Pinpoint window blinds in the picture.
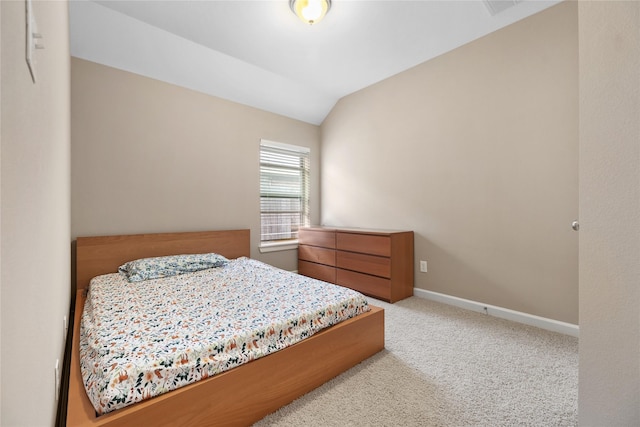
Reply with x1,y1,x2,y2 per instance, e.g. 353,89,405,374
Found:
260,140,310,242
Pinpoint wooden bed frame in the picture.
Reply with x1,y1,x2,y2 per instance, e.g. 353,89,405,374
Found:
66,230,385,426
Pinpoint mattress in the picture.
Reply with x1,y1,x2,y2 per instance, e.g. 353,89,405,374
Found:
79,257,370,414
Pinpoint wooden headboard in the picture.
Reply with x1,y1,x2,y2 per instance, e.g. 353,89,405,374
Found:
75,229,250,291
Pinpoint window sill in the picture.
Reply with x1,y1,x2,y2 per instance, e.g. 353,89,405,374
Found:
259,240,299,253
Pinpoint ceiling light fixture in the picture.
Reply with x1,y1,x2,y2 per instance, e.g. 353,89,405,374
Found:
289,0,331,25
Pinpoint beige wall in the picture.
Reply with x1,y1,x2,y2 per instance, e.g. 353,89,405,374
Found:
1,1,71,426
321,2,578,323
0,1,3,421
578,1,640,424
71,58,321,271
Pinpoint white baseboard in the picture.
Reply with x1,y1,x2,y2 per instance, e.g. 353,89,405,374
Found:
413,288,579,338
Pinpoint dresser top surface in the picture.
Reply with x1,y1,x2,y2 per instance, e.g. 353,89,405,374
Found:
301,226,413,236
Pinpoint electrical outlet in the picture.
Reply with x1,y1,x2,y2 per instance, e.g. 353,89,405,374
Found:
63,315,68,340
419,260,428,272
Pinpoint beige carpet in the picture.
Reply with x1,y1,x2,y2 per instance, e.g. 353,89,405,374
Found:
254,296,578,426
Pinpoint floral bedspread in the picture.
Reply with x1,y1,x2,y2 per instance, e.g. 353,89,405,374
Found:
79,257,370,414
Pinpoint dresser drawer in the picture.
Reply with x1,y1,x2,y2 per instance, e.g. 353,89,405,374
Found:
336,232,391,257
336,250,390,278
299,228,336,249
298,260,336,284
337,269,391,301
299,245,336,266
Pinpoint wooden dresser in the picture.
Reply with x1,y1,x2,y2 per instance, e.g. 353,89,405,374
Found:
298,226,414,303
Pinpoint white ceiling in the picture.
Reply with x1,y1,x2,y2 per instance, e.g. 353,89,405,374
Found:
69,0,561,125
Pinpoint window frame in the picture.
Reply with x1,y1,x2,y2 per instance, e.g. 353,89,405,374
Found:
258,139,310,253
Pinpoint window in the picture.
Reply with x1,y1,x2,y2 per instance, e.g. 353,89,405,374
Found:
260,140,310,246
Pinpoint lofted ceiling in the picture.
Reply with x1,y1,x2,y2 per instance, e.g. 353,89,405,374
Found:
69,0,561,125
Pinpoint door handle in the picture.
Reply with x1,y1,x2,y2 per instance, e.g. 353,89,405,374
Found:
572,220,580,231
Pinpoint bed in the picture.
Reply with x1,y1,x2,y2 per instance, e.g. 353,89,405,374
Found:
66,230,385,426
